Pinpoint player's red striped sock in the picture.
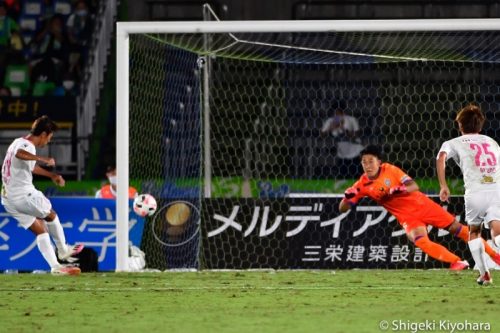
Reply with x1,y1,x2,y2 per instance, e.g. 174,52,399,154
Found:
414,235,461,264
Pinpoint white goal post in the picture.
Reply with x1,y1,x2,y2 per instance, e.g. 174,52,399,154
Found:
116,19,500,272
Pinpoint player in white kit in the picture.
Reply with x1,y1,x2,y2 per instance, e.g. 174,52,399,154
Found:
437,104,500,285
1,116,83,275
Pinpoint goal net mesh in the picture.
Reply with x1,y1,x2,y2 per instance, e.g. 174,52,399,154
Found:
128,29,500,270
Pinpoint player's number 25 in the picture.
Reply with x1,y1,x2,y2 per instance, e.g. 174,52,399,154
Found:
470,143,497,167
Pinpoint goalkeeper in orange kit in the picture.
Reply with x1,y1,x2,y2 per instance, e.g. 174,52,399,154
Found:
339,145,500,270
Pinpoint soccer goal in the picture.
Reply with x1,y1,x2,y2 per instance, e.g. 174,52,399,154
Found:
116,17,500,271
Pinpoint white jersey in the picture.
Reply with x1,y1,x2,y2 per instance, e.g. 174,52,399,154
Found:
321,115,360,137
438,134,500,194
321,115,363,159
1,137,36,199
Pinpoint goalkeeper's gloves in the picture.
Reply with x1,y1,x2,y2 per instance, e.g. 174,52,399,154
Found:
341,186,359,209
344,187,359,199
389,185,407,195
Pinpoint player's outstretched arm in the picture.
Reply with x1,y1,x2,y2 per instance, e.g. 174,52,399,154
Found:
15,149,55,166
339,186,358,213
405,180,419,193
388,179,419,195
339,199,351,213
32,165,65,186
436,152,450,202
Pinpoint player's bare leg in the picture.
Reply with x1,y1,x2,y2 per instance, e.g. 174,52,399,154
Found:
468,224,491,285
29,218,80,276
447,220,500,265
407,226,468,270
490,220,500,250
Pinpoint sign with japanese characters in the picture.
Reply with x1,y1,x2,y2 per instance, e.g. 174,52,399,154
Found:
0,97,76,124
0,198,144,271
202,196,472,269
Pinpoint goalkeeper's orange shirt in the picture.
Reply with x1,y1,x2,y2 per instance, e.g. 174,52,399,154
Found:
347,163,454,230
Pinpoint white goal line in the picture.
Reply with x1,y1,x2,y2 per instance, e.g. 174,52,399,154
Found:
0,285,482,292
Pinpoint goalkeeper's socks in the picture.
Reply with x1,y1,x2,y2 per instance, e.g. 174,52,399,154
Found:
456,225,497,258
454,224,469,242
414,235,461,263
468,237,488,276
483,239,497,259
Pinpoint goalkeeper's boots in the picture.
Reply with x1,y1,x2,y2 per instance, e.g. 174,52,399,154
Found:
51,265,81,276
58,244,84,263
449,260,469,271
477,272,492,286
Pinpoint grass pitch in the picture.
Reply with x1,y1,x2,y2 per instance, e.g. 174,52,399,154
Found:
0,270,497,333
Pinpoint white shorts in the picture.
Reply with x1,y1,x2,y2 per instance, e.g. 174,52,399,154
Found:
1,190,52,229
464,190,500,229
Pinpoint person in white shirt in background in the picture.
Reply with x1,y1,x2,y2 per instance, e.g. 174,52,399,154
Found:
437,104,500,285
1,115,82,275
321,102,364,177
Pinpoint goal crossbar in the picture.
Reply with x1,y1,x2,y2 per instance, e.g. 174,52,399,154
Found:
117,19,500,34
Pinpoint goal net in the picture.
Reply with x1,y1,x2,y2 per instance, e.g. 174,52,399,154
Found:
117,19,500,271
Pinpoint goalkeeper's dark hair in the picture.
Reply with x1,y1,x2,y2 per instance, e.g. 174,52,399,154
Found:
360,145,383,160
30,115,59,136
455,103,485,134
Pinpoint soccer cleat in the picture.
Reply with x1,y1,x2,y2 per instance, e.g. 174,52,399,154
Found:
51,265,81,276
491,253,500,266
449,260,469,271
57,244,84,263
477,272,493,286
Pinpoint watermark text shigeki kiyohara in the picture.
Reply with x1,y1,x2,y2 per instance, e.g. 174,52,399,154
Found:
378,319,491,333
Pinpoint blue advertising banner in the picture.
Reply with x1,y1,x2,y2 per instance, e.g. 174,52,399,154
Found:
0,198,144,271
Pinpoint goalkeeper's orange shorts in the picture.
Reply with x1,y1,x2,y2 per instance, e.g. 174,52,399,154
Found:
397,199,455,234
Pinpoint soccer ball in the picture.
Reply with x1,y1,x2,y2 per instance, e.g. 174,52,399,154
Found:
133,194,157,217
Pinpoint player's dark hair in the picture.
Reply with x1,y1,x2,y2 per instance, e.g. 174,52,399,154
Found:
360,145,383,160
30,115,59,136
455,104,485,134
